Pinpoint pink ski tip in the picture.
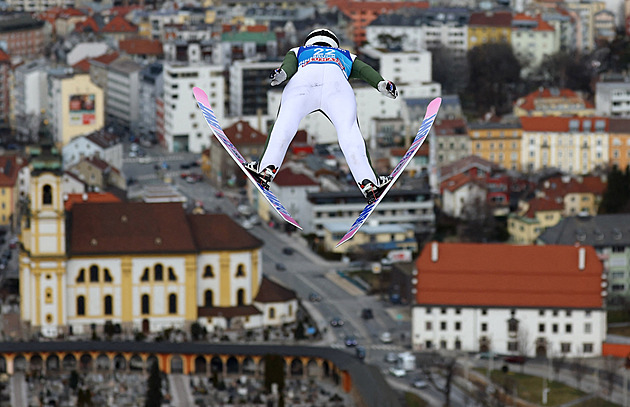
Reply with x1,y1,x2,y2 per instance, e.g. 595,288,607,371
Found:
193,87,210,107
427,97,442,116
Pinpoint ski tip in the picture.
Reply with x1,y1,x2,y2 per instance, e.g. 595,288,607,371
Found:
192,87,209,105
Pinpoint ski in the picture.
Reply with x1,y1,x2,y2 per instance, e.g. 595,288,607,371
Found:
192,87,302,230
336,97,442,247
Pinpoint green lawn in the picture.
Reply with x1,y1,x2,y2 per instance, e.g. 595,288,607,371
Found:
404,392,429,407
483,370,587,406
573,397,620,407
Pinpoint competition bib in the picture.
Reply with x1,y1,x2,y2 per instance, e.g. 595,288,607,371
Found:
296,45,353,79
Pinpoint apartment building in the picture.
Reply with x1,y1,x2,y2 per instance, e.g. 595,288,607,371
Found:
511,13,557,74
468,121,522,171
412,242,606,357
596,80,630,118
106,59,142,135
0,14,47,59
468,11,512,49
609,118,630,170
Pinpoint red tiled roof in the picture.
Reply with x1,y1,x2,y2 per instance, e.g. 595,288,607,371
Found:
520,116,608,132
469,11,512,27
91,52,120,65
524,196,563,218
0,49,11,63
434,118,468,136
541,175,607,199
64,192,121,211
102,15,137,33
70,202,198,255
0,156,20,187
254,276,297,303
273,167,318,187
74,17,100,33
415,242,604,308
197,305,261,318
72,58,91,73
514,88,593,112
186,213,263,251
119,38,163,56
59,8,86,18
224,121,267,147
440,173,480,193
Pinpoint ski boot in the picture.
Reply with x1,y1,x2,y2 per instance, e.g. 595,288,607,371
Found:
359,175,392,204
244,161,277,190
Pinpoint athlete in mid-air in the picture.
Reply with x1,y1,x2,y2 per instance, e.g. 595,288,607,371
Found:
245,28,399,203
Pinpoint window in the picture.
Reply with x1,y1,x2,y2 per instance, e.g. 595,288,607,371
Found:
441,308,447,314
455,339,461,350
168,294,177,314
77,296,85,316
104,295,113,315
561,343,571,353
566,324,572,333
90,265,99,282
236,264,245,277
203,265,214,278
425,321,432,330
45,287,53,304
425,307,432,314
237,289,245,306
455,322,461,331
43,184,52,205
583,343,593,353
440,340,447,349
168,268,177,281
269,307,275,319
141,268,149,282
481,323,488,332
481,309,488,316
508,318,519,332
507,342,518,351
584,323,592,334
204,290,213,307
141,294,150,314
539,323,545,333
440,321,447,330
76,269,85,283
104,268,112,282
552,324,558,333
154,264,163,281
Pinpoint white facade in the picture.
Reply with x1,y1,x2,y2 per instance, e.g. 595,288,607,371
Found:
596,81,630,117
66,42,109,66
162,62,226,153
511,24,558,74
229,60,278,117
521,128,609,174
106,59,142,133
6,0,73,12
441,181,486,218
365,24,468,56
412,305,606,357
13,60,48,137
62,134,123,169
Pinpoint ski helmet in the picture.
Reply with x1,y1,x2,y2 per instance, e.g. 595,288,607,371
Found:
304,28,339,48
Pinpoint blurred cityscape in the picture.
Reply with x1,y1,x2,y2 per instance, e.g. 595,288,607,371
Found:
1,0,630,405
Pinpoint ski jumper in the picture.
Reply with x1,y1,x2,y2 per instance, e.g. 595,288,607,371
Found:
259,45,386,186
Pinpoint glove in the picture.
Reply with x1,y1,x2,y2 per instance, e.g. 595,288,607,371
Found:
270,68,287,86
378,80,398,99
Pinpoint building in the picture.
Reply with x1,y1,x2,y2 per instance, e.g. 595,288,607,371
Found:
229,60,278,117
271,166,320,234
467,11,512,49
138,62,164,142
596,80,630,118
13,59,49,137
47,70,105,147
514,88,595,117
67,156,126,191
412,242,606,357
511,13,557,74
538,214,630,304
321,222,417,254
468,121,522,172
161,62,225,153
62,130,122,170
439,173,487,218
19,149,298,337
106,59,143,135
538,175,606,217
433,118,470,167
508,197,564,244
609,118,630,170
0,155,22,228
520,116,609,174
0,14,47,59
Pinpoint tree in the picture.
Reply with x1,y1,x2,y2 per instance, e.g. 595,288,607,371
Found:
528,51,593,96
465,43,522,116
145,359,163,407
263,354,285,394
419,352,459,407
431,45,469,94
599,165,630,214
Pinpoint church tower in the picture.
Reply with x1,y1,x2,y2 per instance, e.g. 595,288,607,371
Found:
19,123,68,338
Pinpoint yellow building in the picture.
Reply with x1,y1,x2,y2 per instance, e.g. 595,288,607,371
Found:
468,11,512,49
508,197,564,244
19,141,296,338
609,119,630,171
0,155,23,228
468,122,522,171
47,72,104,147
539,175,607,217
513,88,596,117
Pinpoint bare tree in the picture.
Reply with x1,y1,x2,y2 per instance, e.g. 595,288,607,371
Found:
571,356,588,391
600,355,622,397
516,327,531,373
419,352,459,407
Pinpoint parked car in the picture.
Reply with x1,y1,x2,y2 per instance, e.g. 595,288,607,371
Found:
361,308,373,319
355,346,366,360
344,335,357,347
308,292,322,302
412,379,429,389
282,247,294,255
476,352,500,360
330,317,344,327
380,331,393,344
504,355,526,364
388,367,406,378
384,352,398,363
275,263,287,271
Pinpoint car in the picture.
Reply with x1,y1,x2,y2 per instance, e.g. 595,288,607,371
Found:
180,163,191,170
308,292,322,302
412,379,429,389
388,367,406,378
282,247,294,255
380,331,393,344
355,346,366,360
185,174,203,184
275,263,287,271
476,352,500,360
215,191,224,198
344,335,357,347
504,355,526,364
330,317,344,327
361,308,373,319
384,352,398,363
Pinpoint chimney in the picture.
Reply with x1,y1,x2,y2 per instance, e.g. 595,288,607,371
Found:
431,242,439,262
578,247,585,271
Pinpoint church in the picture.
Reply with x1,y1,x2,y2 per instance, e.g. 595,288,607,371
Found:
19,139,297,338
